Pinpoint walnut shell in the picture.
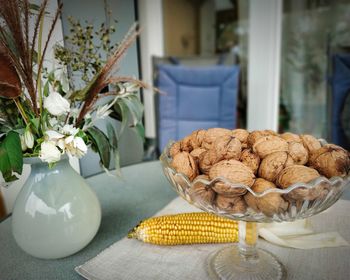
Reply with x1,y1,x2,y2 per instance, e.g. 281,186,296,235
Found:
288,141,309,165
202,128,232,149
253,135,289,159
258,151,293,182
310,144,350,178
244,178,288,216
190,148,207,161
247,130,277,148
198,136,241,174
189,175,216,204
300,134,321,155
188,129,206,149
209,160,255,197
215,195,247,214
240,148,260,175
170,141,181,158
198,151,213,175
212,135,242,161
180,135,194,152
171,152,199,181
280,132,302,143
276,165,321,201
231,129,249,145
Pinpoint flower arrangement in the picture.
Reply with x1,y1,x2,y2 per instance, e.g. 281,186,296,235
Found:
0,0,147,183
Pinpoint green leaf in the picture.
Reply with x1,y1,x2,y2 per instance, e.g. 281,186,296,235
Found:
106,122,118,149
30,117,40,134
106,122,122,177
134,123,145,142
43,80,50,97
86,126,110,168
114,101,129,135
0,131,23,182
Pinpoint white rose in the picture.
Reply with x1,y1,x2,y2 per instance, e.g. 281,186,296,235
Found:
24,129,34,149
39,141,62,163
44,91,70,116
65,136,87,158
45,130,64,141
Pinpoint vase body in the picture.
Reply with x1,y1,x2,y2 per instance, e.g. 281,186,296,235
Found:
12,157,101,259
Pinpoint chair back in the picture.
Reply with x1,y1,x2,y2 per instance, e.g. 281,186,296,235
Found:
156,64,239,151
329,54,350,150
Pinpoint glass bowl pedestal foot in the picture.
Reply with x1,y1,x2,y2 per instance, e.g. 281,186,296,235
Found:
207,221,286,280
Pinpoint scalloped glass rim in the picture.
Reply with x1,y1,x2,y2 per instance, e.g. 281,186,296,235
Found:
160,140,350,222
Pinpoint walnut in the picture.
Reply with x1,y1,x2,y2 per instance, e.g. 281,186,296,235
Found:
247,130,277,148
209,160,255,197
169,141,181,158
300,134,321,155
253,135,289,159
201,128,232,149
280,132,302,143
244,178,288,216
188,129,206,149
171,152,199,181
240,148,260,175
215,195,247,214
309,144,350,178
189,175,216,204
276,165,321,201
190,148,207,162
231,129,249,146
258,151,293,182
288,141,309,165
198,151,214,175
180,135,194,152
198,135,241,174
212,135,242,161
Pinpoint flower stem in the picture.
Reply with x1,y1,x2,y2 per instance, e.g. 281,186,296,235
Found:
37,14,44,117
13,98,29,126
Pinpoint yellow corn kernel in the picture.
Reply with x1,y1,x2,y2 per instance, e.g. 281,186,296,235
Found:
127,212,239,245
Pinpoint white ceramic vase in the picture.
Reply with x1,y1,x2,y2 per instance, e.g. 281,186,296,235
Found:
12,156,101,259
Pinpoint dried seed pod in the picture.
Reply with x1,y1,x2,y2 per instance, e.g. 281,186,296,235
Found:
247,130,277,148
300,134,321,155
253,135,289,159
212,135,242,161
170,141,182,158
288,141,309,165
258,151,294,182
189,175,216,204
215,195,247,214
202,128,232,150
209,160,255,197
276,165,321,201
240,148,260,175
310,144,350,178
244,178,288,216
280,132,302,143
171,152,199,181
190,148,207,162
232,129,249,145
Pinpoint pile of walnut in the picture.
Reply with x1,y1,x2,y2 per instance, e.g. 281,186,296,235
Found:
170,128,350,217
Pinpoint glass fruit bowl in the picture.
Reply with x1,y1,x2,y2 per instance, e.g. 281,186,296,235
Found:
160,141,350,280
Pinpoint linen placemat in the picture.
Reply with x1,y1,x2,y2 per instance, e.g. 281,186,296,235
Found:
76,198,349,280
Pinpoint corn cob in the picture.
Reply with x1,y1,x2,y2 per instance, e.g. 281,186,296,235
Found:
127,212,239,245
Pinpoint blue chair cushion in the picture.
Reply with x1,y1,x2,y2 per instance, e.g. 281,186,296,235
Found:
157,64,239,151
330,54,350,149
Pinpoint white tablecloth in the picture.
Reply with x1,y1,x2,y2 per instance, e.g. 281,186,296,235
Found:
76,198,350,280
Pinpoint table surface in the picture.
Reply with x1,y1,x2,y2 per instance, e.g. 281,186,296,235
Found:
0,161,349,280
